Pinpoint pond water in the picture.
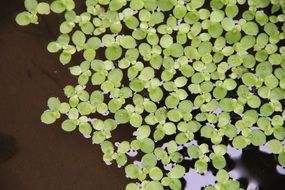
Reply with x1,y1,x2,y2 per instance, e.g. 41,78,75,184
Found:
1,1,285,190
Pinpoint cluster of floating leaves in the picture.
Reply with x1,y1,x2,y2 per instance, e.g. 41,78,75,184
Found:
17,0,285,189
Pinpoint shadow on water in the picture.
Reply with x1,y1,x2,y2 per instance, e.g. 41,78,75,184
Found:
0,133,17,164
239,148,285,190
180,145,285,190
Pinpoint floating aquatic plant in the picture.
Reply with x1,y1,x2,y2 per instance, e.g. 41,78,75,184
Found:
17,0,285,189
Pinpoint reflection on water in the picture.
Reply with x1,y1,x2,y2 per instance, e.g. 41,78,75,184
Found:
184,169,216,190
276,166,285,175
184,144,285,190
122,139,285,189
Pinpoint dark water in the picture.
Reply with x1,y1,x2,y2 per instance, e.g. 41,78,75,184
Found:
0,1,127,190
0,1,285,190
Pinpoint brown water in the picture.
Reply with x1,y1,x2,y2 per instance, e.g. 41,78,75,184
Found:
0,1,127,189
0,1,285,190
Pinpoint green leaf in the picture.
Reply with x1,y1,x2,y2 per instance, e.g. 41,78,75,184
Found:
163,122,177,135
91,71,106,85
247,95,261,109
213,86,227,99
165,95,179,109
210,10,224,22
139,67,155,81
83,49,96,61
260,103,274,117
51,0,66,13
115,109,130,124
216,169,229,183
255,0,270,8
201,125,214,138
220,99,234,113
157,0,174,11
24,0,38,12
141,153,157,169
109,0,126,11
250,130,266,146
232,136,249,149
225,4,238,18
47,97,61,111
256,62,272,78
108,69,123,83
139,138,155,153
267,139,283,154
37,2,50,15
208,22,223,38
168,164,185,179
47,42,61,53
101,141,114,154
195,160,208,173
137,125,151,139
59,52,72,65
92,131,106,144
105,45,122,60
146,181,163,190
116,153,127,166
59,103,70,114
149,87,163,102
149,167,163,180
242,22,259,36
41,110,57,124
72,31,86,47
61,119,77,132
278,152,285,167
187,145,201,159
16,12,31,26
130,79,144,92
242,73,258,87
125,164,140,179
190,0,205,9
120,36,136,49
77,102,92,115
173,5,187,19
167,110,182,122
198,41,213,55
126,183,139,190
124,16,139,29
79,122,92,136
212,154,226,169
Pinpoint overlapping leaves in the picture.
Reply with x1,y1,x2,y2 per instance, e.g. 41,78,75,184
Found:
18,0,285,189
